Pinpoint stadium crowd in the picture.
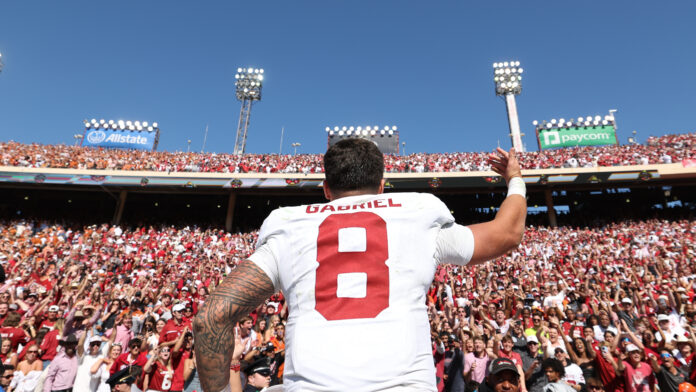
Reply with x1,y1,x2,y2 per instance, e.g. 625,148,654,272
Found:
0,212,692,392
1,132,694,174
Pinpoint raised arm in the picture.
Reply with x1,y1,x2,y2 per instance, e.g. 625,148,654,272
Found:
193,261,274,392
467,148,526,265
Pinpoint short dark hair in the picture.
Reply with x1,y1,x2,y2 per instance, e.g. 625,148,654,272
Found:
323,138,384,193
541,358,565,378
586,377,604,389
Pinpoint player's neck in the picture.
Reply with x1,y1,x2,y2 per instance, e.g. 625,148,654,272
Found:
329,189,379,201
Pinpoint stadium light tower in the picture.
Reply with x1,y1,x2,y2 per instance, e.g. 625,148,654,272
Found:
493,61,525,152
0,52,4,74
233,67,264,155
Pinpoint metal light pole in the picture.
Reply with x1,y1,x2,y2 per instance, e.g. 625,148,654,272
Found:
0,52,4,74
493,61,525,152
73,134,83,146
291,142,301,155
187,140,191,153
233,67,264,155
402,141,406,156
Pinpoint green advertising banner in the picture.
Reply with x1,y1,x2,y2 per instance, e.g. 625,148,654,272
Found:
538,125,617,149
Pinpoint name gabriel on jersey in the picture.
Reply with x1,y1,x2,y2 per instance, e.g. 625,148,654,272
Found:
305,198,402,214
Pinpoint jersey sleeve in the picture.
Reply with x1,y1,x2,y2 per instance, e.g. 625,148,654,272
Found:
247,209,283,291
434,223,475,266
422,193,474,266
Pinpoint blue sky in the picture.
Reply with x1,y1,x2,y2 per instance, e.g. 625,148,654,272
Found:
0,1,694,155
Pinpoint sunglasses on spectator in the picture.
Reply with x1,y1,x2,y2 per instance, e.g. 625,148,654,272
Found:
661,353,672,359
1,375,13,379
27,350,38,354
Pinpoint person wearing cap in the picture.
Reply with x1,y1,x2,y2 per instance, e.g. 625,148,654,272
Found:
477,358,521,392
40,305,61,330
617,343,656,392
673,333,696,370
617,297,638,332
647,348,689,392
73,335,104,392
159,304,187,348
43,334,79,392
520,335,546,392
63,302,101,341
656,313,681,344
242,358,271,392
106,366,139,392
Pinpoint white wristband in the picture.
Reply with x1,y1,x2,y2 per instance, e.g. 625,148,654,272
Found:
507,176,526,198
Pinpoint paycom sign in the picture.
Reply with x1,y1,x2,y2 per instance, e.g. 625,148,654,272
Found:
83,129,157,151
539,125,617,150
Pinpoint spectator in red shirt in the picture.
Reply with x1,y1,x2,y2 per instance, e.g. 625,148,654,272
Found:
159,304,187,347
39,305,59,330
40,319,64,366
0,312,30,351
495,335,526,390
110,338,147,375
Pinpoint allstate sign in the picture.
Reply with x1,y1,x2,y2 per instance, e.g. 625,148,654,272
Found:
86,130,107,144
83,129,157,151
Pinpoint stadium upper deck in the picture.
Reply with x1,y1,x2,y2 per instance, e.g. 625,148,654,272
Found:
1,132,694,231
1,132,694,174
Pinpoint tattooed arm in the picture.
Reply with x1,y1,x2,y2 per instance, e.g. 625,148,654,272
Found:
193,261,275,392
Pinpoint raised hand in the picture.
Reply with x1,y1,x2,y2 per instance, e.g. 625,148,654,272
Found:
488,147,522,184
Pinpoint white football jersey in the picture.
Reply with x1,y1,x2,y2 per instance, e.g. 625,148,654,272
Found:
248,192,475,391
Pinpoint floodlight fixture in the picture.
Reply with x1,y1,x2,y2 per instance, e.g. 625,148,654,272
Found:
83,119,160,132
327,126,397,136
233,66,265,155
533,111,617,133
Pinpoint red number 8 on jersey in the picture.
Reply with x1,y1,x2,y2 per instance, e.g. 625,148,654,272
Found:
315,212,390,321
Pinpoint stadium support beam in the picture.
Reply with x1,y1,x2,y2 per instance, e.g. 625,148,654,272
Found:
225,192,237,232
505,94,524,152
544,189,557,227
112,190,128,225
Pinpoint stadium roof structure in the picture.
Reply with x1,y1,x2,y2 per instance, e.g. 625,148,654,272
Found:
1,163,694,231
1,163,694,191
